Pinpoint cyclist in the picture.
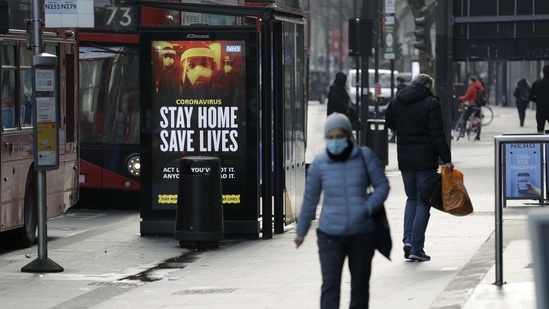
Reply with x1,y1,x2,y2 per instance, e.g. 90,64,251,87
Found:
458,76,484,140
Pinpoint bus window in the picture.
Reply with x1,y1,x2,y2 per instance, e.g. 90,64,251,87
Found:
2,44,15,65
79,57,110,142
19,47,32,128
19,48,33,66
1,70,15,129
1,45,15,130
104,48,140,144
20,70,33,127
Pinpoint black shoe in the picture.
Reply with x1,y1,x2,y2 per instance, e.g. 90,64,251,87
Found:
403,244,411,259
474,137,480,141
409,249,431,262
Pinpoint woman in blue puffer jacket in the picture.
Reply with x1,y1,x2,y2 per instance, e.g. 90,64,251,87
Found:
294,112,390,309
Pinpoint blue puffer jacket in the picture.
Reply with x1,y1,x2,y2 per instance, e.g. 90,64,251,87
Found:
296,143,390,237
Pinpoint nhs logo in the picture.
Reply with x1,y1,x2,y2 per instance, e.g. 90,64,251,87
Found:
226,45,241,53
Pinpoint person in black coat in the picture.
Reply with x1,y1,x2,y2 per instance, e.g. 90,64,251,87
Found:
396,75,407,94
529,65,549,133
327,72,352,116
513,78,531,127
385,74,454,262
389,76,408,143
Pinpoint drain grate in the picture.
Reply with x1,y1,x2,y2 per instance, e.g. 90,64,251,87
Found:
174,288,237,295
88,281,141,288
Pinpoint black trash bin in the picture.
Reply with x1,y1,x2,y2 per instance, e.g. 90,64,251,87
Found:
175,156,223,249
365,119,388,166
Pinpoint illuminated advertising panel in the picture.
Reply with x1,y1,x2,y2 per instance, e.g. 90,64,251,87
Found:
140,27,259,230
504,143,543,200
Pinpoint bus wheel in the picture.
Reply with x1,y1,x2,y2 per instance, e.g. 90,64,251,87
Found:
14,173,37,248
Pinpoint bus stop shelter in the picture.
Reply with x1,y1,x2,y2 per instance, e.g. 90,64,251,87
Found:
137,1,307,239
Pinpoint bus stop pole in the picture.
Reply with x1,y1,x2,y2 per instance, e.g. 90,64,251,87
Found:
494,138,504,286
36,172,49,259
21,0,63,273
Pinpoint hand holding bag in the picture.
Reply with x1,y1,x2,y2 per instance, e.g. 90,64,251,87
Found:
420,173,443,212
441,166,473,216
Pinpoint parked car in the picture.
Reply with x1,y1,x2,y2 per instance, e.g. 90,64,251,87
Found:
308,70,329,104
348,69,399,116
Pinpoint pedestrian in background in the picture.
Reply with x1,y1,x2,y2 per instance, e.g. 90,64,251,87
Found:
513,78,531,127
327,72,353,116
385,74,453,262
389,76,407,143
457,76,484,140
529,65,549,133
294,112,390,308
396,76,407,94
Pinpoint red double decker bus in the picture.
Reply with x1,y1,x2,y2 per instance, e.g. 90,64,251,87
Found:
77,2,152,192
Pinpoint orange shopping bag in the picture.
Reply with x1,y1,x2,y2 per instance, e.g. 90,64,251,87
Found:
441,166,473,216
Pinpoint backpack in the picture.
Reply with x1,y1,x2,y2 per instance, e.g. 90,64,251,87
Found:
520,88,530,102
475,88,487,106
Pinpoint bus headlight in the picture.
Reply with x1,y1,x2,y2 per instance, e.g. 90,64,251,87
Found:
126,155,140,177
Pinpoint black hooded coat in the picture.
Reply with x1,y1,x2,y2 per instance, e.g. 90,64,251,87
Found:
327,72,351,116
385,84,451,170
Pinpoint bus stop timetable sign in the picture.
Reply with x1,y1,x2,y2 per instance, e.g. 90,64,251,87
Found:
33,53,59,171
44,0,94,28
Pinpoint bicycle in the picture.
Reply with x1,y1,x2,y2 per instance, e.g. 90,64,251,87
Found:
479,104,494,126
453,102,482,141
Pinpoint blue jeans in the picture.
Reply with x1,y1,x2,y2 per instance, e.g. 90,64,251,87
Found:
401,169,437,252
317,229,376,309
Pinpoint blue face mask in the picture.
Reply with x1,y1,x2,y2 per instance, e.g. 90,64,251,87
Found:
326,138,348,155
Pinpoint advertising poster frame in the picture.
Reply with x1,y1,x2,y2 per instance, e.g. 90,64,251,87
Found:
139,26,260,236
503,143,544,201
545,144,549,198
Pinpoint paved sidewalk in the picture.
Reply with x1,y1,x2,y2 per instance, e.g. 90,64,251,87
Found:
0,103,542,308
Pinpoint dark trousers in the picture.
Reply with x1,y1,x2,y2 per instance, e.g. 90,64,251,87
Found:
516,101,528,126
535,110,549,133
317,229,376,309
462,105,481,138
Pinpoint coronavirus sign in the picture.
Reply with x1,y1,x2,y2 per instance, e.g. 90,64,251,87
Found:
139,26,260,235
